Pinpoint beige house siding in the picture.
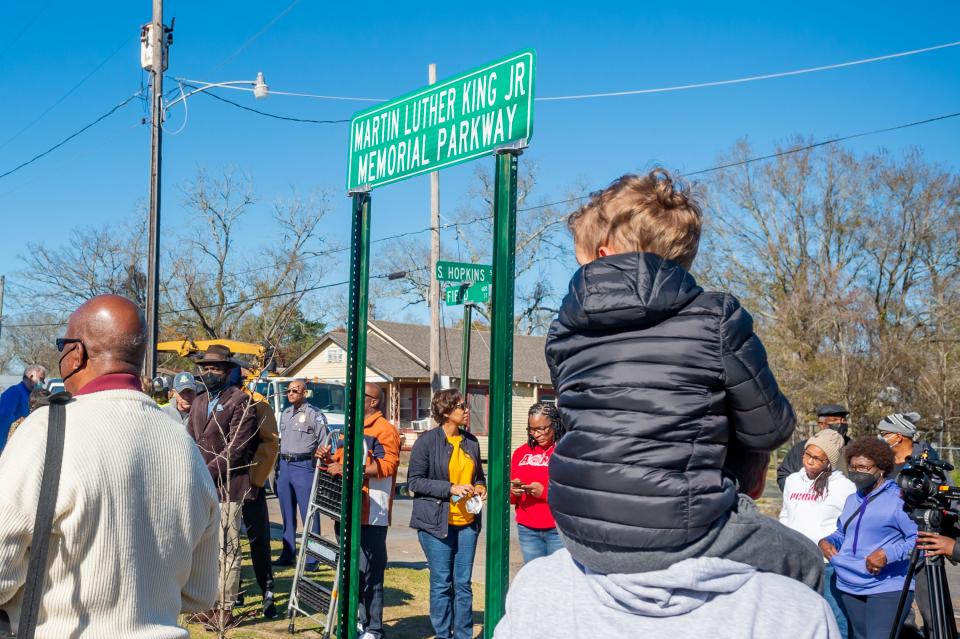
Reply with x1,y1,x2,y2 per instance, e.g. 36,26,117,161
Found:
287,341,388,383
475,385,537,461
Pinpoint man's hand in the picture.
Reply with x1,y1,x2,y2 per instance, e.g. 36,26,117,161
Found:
818,539,839,561
450,484,474,498
865,548,887,575
473,484,487,500
315,444,332,463
917,531,957,558
524,482,544,499
326,462,343,477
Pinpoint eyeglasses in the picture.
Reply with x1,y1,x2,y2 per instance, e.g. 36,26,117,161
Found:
803,451,829,465
849,463,878,474
56,337,82,352
365,394,378,400
287,387,304,395
455,402,466,410
528,425,553,435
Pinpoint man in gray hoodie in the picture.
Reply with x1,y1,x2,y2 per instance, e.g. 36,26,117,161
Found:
494,549,839,638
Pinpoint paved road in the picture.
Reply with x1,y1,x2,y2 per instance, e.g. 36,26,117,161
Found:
266,490,526,584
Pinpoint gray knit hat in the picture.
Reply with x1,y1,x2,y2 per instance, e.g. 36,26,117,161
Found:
806,429,845,468
878,412,921,439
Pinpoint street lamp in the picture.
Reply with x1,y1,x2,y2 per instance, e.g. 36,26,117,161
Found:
142,68,269,379
165,73,270,111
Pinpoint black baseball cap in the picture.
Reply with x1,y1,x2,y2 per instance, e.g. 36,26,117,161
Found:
816,404,849,418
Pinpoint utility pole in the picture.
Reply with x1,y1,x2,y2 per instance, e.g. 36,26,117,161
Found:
142,0,170,379
428,63,441,394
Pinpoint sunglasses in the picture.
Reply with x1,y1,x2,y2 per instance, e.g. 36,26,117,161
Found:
56,338,83,352
287,388,304,394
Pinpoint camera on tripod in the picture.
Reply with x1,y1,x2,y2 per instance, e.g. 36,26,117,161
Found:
890,451,959,639
898,453,960,512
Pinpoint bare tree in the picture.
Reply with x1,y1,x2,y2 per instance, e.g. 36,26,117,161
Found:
15,212,148,311
166,168,334,357
703,140,960,442
377,162,572,334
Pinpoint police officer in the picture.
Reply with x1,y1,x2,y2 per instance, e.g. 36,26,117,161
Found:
274,379,329,569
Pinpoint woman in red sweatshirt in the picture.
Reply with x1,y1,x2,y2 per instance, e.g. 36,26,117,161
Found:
510,402,565,563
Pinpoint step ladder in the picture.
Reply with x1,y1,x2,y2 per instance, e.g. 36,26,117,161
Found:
287,463,342,637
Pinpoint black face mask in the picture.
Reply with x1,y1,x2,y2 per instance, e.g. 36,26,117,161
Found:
201,373,226,394
829,423,849,438
849,470,879,493
58,343,86,384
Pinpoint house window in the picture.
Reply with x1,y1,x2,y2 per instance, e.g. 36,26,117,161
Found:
416,386,431,420
399,386,414,423
326,346,344,363
398,384,432,425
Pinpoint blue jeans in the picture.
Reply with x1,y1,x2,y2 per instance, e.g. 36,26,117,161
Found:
418,523,479,639
824,564,849,639
517,524,564,563
840,589,913,639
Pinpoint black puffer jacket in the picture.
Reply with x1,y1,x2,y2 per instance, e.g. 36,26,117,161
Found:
546,253,795,555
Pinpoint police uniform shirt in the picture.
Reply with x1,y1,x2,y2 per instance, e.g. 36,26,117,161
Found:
279,402,328,455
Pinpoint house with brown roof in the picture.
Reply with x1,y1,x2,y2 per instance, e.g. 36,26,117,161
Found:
281,320,554,455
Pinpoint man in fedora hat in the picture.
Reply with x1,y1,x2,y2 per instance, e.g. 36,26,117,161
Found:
187,344,259,628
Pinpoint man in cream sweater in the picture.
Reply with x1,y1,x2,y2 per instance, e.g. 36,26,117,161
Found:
0,294,220,638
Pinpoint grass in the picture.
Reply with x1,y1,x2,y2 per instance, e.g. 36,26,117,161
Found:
184,540,485,638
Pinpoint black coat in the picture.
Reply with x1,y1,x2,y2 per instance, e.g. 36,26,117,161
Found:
546,253,795,553
407,426,486,539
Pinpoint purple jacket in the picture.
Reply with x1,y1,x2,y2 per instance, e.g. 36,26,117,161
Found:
823,479,917,595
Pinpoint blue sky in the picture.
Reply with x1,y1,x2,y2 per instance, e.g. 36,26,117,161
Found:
1,1,958,325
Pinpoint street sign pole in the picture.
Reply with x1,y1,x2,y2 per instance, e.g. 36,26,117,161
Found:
338,190,371,639
460,303,473,397
484,147,521,638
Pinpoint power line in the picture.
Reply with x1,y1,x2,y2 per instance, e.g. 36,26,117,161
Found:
5,107,958,322
538,40,960,101
685,111,960,175
0,90,144,181
0,36,133,151
209,0,302,73
3,266,430,329
0,1,54,63
194,39,960,104
187,84,349,124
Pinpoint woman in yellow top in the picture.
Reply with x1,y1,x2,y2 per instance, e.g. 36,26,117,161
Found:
407,388,487,639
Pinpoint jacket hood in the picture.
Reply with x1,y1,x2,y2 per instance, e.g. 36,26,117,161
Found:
583,557,754,617
557,253,703,332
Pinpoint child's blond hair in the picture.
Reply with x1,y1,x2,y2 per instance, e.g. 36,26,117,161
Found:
568,168,703,269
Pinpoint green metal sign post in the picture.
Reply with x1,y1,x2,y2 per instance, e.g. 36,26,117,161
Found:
340,49,533,639
338,190,371,639
460,303,473,397
483,147,521,637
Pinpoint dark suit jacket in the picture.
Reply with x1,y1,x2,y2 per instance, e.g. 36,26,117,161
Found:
188,385,259,502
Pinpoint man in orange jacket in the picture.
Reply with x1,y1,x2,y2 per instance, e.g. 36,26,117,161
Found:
321,382,400,639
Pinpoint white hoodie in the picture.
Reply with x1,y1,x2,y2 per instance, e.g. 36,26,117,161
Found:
494,549,838,638
779,469,856,547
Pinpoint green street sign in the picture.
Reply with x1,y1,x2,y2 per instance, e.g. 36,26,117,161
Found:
436,260,492,284
347,49,535,191
445,282,491,306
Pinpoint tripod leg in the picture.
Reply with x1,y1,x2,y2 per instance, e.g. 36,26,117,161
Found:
891,546,923,639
